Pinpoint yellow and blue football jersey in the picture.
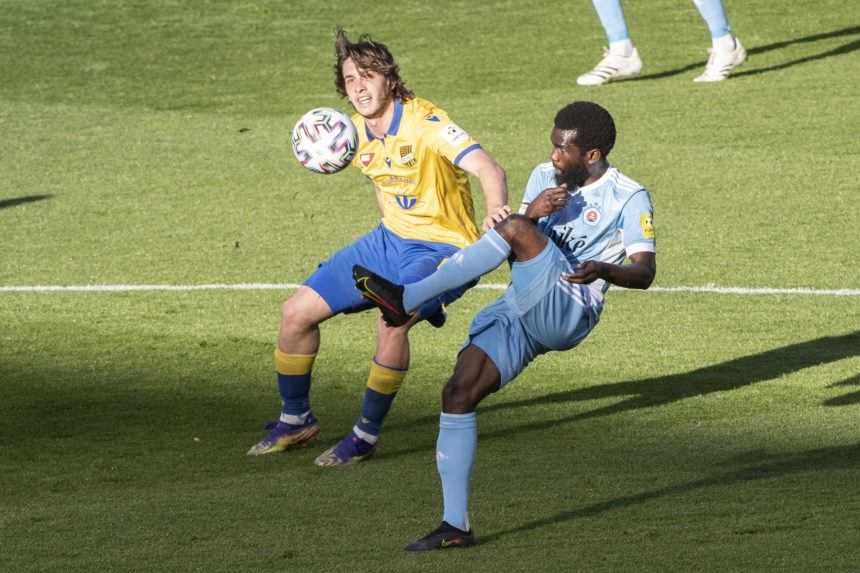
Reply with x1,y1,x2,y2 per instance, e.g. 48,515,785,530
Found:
350,98,482,249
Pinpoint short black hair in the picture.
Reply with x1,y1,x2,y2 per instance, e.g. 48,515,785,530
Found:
554,101,616,157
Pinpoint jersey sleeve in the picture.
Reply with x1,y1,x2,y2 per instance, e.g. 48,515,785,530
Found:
621,189,656,256
424,110,481,167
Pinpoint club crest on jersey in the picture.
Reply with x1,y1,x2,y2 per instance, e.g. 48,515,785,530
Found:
399,145,416,167
395,194,417,210
360,153,374,167
424,114,441,122
583,207,601,225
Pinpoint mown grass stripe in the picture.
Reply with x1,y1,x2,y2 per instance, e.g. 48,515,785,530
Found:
1,284,858,296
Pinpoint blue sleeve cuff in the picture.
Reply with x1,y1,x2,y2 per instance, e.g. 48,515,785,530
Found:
453,143,482,167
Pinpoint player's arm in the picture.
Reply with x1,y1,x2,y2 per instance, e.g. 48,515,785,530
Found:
457,148,509,231
563,252,656,290
566,189,657,289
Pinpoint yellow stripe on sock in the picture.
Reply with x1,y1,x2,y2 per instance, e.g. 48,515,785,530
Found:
366,361,407,395
274,349,317,376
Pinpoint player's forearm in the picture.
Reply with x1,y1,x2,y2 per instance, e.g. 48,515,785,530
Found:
601,261,655,290
477,163,508,212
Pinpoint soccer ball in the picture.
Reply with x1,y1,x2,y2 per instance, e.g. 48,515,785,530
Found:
290,107,358,174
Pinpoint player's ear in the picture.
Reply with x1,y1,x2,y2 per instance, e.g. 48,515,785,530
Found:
585,148,603,164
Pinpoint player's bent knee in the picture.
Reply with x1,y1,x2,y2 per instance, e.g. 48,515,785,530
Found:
494,214,535,242
441,377,480,414
280,298,319,334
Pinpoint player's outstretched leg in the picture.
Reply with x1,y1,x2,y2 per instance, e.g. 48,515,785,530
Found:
355,228,512,322
353,265,411,326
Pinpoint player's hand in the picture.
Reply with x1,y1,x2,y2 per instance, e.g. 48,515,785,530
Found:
483,205,512,231
525,184,569,219
562,261,605,284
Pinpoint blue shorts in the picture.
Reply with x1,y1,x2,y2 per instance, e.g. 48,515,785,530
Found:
305,224,474,318
465,240,603,386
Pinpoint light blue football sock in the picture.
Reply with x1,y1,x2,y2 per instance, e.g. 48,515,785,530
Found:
403,229,510,312
592,0,630,44
437,412,478,532
692,0,732,39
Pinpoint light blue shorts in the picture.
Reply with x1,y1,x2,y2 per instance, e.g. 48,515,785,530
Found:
464,240,602,386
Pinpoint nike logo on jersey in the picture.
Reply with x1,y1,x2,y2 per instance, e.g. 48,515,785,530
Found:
550,227,587,253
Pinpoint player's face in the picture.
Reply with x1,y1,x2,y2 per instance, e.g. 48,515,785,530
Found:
550,128,590,188
342,58,393,120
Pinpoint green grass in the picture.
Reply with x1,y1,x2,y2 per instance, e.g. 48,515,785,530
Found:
2,1,860,571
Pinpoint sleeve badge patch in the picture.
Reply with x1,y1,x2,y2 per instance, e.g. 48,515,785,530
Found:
640,213,655,239
441,123,469,145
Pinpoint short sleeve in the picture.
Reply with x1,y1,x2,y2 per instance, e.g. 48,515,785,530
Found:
424,111,481,167
621,189,656,255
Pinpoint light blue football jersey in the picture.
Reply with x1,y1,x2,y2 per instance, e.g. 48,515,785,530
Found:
518,163,656,294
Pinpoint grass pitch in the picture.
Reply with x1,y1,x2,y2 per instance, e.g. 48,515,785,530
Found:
2,1,859,572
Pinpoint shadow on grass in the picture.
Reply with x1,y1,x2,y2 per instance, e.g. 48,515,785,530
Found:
628,25,860,81
0,333,278,448
0,194,53,210
481,441,860,544
380,330,860,460
824,373,860,406
477,329,860,427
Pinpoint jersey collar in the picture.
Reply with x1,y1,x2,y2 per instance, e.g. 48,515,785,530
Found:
364,98,404,141
575,166,615,193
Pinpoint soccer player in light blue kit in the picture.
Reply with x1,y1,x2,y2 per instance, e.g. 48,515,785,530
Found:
354,101,657,550
577,0,746,84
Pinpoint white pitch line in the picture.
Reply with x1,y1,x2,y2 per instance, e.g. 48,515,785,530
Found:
0,283,859,296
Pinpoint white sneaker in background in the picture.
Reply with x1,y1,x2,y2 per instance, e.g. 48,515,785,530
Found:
576,47,643,86
694,37,747,82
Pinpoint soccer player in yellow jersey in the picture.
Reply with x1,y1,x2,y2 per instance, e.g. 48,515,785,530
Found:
247,29,509,466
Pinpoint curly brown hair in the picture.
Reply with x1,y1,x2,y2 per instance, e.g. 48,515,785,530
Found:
334,28,414,101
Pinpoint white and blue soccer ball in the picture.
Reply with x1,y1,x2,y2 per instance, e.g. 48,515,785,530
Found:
290,107,358,174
